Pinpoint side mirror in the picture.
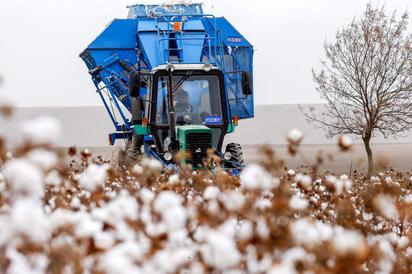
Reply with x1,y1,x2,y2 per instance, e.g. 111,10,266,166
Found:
129,72,141,98
241,71,252,96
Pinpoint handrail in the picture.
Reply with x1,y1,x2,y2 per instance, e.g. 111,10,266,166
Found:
154,14,219,65
128,4,204,18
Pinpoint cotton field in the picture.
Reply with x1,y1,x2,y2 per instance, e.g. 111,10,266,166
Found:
1,113,412,274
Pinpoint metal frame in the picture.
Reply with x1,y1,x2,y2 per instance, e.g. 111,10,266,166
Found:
80,3,254,155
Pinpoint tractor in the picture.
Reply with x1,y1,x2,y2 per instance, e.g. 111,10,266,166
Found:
80,3,254,171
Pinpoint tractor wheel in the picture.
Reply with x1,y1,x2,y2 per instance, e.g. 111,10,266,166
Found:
224,143,244,168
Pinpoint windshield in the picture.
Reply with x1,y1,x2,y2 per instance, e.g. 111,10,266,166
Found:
156,74,223,126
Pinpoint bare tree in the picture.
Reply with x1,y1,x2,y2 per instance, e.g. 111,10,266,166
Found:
302,4,412,177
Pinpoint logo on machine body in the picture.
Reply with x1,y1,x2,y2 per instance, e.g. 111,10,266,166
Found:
203,116,222,125
227,37,243,43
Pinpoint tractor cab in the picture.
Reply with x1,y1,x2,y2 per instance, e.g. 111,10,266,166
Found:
146,64,229,167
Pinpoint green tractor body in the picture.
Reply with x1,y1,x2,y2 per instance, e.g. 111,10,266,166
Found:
177,125,213,168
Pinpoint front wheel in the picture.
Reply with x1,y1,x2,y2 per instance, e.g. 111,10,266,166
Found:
224,143,244,169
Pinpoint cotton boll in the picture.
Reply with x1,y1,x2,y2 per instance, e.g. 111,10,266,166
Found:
0,173,5,194
287,169,296,176
206,200,220,215
70,196,81,209
139,188,155,204
397,236,410,249
203,186,220,200
201,230,241,270
362,211,374,221
291,219,321,246
237,220,253,241
7,249,49,274
10,198,50,242
282,247,315,267
27,149,58,171
48,209,78,231
168,174,180,184
74,213,103,239
152,247,195,273
94,231,115,250
0,216,13,246
332,229,366,257
374,194,399,220
44,170,62,186
377,239,396,274
240,164,278,190
287,129,303,145
339,135,353,151
340,174,353,192
78,164,109,191
254,198,272,211
154,192,187,231
404,194,412,204
269,264,295,274
154,191,181,212
221,191,245,211
289,195,309,210
193,225,208,242
291,219,334,246
2,158,44,198
92,191,138,225
326,175,337,185
219,219,238,239
142,158,163,172
256,218,269,240
132,164,144,175
245,247,273,273
296,173,312,191
20,116,62,146
99,241,145,274
325,175,345,194
270,247,315,274
186,262,205,274
370,176,380,183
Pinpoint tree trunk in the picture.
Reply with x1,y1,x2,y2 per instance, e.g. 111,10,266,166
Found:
362,135,374,178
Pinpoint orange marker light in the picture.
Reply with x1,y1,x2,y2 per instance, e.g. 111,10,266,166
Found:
173,22,182,32
142,117,148,127
234,115,239,126
108,134,114,146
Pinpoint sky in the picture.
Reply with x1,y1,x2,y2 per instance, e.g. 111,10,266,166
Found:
0,0,411,107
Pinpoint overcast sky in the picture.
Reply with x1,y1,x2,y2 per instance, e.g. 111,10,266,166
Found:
0,0,411,107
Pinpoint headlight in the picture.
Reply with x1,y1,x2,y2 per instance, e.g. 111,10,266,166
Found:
203,64,212,72
164,152,173,161
223,152,232,161
166,64,175,72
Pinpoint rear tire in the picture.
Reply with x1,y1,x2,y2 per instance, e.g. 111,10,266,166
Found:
224,143,244,168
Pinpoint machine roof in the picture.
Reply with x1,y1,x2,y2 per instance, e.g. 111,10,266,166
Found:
127,3,204,18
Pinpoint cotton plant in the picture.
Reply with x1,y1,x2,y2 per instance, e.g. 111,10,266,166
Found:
0,117,412,274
